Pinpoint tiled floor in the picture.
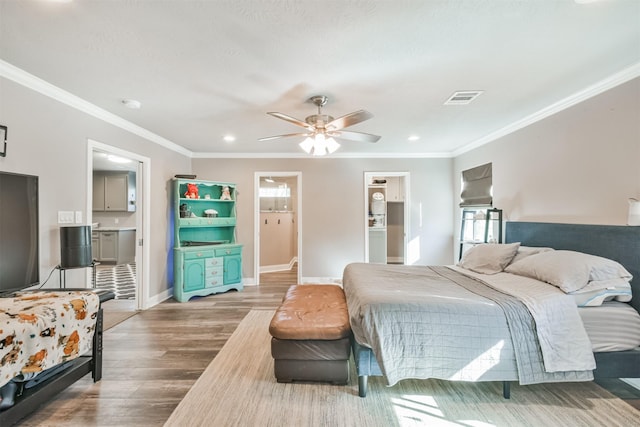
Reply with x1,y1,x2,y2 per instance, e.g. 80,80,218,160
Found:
95,262,136,299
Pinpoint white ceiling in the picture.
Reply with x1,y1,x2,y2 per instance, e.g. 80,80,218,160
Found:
1,0,639,157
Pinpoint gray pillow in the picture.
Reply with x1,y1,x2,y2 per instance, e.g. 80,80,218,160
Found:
458,243,520,274
505,250,632,293
509,246,555,265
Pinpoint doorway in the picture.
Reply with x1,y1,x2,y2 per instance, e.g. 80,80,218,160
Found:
254,172,301,286
364,172,410,264
87,140,150,312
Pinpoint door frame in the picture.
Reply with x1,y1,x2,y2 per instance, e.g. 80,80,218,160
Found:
87,139,151,310
364,171,410,264
254,171,302,286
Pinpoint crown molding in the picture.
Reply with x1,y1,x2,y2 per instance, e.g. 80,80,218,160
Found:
0,59,192,157
453,62,640,157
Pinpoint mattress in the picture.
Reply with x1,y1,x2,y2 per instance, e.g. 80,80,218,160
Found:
579,302,640,352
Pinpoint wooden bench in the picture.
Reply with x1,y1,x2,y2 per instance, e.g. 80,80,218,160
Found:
269,284,351,385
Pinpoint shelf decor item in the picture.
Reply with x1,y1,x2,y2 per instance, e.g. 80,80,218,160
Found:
172,178,243,302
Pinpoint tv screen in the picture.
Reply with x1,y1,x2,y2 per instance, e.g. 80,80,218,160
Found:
0,171,39,294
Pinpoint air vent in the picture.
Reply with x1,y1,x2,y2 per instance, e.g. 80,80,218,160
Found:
444,91,484,105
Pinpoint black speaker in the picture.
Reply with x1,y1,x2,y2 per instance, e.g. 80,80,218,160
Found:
60,225,92,268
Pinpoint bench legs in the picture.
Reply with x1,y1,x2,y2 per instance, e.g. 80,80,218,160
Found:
358,375,368,397
503,381,510,399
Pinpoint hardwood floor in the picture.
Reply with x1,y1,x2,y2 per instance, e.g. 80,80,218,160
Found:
18,278,292,426
14,264,639,425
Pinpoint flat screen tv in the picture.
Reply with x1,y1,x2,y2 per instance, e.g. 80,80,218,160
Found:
0,171,39,295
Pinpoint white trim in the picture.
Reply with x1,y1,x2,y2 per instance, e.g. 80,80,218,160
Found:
301,277,343,285
87,139,153,310
452,62,640,156
193,151,452,159
259,257,297,274
1,59,191,157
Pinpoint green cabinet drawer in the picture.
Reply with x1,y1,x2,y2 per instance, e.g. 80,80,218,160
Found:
214,246,242,257
184,250,214,260
205,257,223,268
179,217,236,227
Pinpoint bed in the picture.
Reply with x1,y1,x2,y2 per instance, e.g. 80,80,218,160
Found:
344,221,640,397
0,289,114,426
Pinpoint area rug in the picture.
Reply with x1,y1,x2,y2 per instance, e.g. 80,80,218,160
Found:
102,298,138,330
165,310,639,427
95,262,136,299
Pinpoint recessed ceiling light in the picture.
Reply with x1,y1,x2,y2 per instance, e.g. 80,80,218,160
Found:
122,99,141,109
223,135,236,142
408,135,420,142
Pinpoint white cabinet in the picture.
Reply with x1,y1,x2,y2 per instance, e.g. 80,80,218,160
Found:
368,229,387,264
93,172,136,212
368,184,387,263
91,231,100,261
385,176,404,202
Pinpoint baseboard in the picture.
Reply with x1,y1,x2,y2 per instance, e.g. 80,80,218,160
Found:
300,277,342,286
259,257,297,274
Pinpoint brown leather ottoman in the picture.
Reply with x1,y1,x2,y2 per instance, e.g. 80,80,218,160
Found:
269,284,351,385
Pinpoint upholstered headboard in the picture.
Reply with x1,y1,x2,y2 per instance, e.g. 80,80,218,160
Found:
505,222,640,313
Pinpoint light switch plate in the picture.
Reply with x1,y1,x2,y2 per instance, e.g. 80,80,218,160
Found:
58,211,74,224
75,211,82,224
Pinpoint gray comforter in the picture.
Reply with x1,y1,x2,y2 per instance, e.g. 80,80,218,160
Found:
343,263,594,386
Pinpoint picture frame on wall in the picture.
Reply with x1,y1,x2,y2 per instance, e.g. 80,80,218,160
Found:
0,125,6,157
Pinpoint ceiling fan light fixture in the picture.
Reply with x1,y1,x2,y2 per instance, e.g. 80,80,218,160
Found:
299,137,315,154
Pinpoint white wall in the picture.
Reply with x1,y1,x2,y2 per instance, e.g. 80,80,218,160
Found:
453,77,640,255
0,77,191,301
193,157,454,281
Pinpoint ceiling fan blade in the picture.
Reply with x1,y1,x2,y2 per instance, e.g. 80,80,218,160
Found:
267,112,312,129
326,110,373,130
258,132,310,142
331,130,381,143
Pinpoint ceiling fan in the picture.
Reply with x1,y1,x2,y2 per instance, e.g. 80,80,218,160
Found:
259,95,381,155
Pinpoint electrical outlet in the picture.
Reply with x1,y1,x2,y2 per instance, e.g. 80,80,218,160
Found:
114,218,119,224
58,211,74,224
75,211,82,224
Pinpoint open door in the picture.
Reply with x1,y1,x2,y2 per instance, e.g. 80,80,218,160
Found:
254,172,302,286
364,172,410,264
87,139,150,310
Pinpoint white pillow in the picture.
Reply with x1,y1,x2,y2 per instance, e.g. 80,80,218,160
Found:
458,243,520,275
509,246,555,265
568,278,632,307
505,250,632,293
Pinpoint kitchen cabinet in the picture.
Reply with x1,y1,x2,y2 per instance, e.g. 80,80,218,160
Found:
368,184,387,263
93,172,136,212
385,176,404,202
94,229,135,264
172,178,243,302
91,231,100,261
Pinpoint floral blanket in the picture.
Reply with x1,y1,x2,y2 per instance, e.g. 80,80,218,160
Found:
0,290,100,388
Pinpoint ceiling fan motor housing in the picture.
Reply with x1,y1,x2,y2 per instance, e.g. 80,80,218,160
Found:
305,114,334,128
